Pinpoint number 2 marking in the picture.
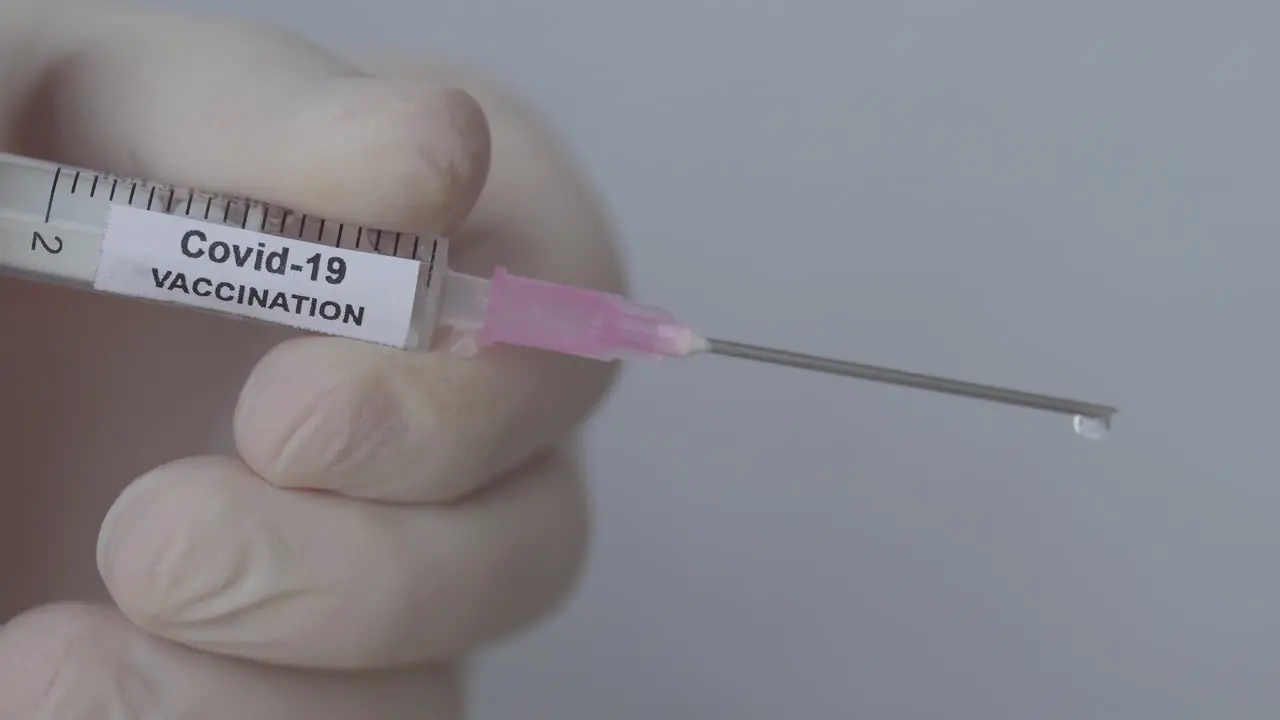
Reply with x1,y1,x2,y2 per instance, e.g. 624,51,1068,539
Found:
31,231,63,254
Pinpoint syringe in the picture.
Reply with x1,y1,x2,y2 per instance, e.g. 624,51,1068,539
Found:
0,152,1117,435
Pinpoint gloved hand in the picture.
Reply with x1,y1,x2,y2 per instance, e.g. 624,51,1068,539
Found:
0,1,622,716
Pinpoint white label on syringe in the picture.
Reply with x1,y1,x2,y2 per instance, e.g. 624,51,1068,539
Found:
94,205,421,346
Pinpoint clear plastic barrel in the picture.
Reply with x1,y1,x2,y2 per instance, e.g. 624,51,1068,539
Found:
0,152,448,349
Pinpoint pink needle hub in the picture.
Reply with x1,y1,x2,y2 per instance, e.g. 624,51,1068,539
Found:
442,266,705,361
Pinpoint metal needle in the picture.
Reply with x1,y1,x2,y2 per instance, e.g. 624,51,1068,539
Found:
703,338,1117,421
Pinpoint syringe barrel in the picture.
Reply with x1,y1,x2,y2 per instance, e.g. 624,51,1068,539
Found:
0,152,449,350
0,151,700,363
0,153,108,287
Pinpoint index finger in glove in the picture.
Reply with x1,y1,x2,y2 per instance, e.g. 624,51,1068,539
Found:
2,1,488,234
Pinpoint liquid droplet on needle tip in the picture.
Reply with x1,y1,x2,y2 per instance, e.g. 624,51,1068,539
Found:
1072,414,1110,440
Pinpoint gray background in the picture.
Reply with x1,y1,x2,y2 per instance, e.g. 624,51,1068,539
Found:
154,0,1280,717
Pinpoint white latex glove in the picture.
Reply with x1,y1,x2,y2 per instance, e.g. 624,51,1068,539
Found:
0,1,623,716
